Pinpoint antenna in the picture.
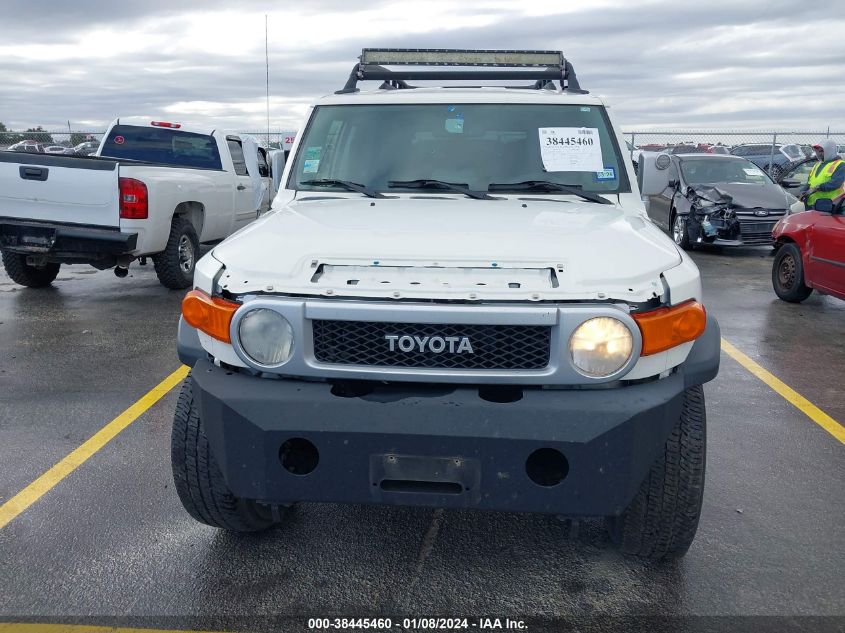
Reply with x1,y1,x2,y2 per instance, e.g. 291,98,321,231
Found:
265,14,271,149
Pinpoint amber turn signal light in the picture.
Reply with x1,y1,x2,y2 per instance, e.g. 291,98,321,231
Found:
182,289,239,343
633,300,707,356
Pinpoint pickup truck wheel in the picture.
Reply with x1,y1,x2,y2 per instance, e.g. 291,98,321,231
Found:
1,251,60,288
772,242,813,302
171,375,275,532
606,385,706,561
153,217,199,290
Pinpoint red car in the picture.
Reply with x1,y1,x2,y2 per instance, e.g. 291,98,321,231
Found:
772,199,845,302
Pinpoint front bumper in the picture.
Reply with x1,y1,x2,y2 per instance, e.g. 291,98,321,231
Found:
686,214,781,247
0,218,137,263
188,315,720,516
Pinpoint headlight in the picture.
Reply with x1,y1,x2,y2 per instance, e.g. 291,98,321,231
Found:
237,308,294,365
569,317,633,377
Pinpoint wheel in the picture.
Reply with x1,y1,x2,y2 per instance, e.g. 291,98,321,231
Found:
171,376,276,532
671,212,692,250
772,242,813,303
606,385,706,560
1,250,60,288
152,216,199,289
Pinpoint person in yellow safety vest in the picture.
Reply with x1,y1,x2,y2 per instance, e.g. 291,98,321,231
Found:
801,139,845,208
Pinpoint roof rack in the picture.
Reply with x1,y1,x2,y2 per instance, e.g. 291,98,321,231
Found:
335,48,587,95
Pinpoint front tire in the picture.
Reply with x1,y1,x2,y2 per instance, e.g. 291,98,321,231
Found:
171,376,275,532
606,385,706,560
153,216,199,290
772,242,813,303
1,250,60,288
671,212,692,250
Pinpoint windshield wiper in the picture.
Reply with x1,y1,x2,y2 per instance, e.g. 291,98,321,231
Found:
388,179,498,200
487,180,613,205
301,178,385,199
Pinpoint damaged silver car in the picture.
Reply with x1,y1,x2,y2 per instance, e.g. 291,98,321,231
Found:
640,153,798,249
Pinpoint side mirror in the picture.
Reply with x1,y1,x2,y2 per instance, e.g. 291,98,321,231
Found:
814,198,834,213
780,179,800,189
270,150,286,195
639,153,673,196
257,149,270,178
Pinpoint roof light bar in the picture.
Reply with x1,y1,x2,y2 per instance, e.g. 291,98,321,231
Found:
360,48,564,68
337,48,586,95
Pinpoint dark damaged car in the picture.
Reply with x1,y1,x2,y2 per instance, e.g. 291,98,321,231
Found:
640,153,798,249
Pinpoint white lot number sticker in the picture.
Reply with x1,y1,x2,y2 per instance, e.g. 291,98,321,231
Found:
539,127,603,172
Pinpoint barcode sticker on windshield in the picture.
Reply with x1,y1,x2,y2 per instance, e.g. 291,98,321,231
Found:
538,127,603,172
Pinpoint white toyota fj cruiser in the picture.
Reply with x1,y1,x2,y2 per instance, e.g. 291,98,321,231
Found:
172,49,720,560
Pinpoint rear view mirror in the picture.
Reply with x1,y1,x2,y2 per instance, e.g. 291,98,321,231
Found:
814,198,834,213
639,154,673,196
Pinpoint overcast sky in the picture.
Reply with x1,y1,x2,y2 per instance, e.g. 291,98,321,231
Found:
1,0,843,134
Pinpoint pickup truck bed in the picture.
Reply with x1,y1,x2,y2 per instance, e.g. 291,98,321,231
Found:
0,118,271,289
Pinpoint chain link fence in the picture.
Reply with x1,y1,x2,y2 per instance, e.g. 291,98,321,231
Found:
622,131,845,179
0,130,104,153
4,129,845,179
0,130,297,153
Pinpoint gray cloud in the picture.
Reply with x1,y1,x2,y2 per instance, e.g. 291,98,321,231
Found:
1,0,843,133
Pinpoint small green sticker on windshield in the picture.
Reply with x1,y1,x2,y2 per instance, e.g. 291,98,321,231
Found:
580,107,591,112
445,118,464,134
304,146,321,160
303,159,320,173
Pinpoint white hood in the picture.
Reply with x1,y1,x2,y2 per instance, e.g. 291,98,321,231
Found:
211,196,681,302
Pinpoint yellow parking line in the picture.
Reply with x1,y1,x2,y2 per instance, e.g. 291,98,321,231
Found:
0,624,219,633
721,338,845,446
0,365,189,530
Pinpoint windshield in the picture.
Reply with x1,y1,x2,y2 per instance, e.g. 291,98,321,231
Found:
289,104,629,195
100,125,222,169
680,158,772,185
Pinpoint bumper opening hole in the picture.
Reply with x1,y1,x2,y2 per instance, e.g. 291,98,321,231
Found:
526,448,568,487
280,437,319,475
478,385,523,403
380,480,463,495
330,381,375,398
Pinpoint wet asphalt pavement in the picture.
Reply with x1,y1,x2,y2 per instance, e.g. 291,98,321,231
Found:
0,247,843,632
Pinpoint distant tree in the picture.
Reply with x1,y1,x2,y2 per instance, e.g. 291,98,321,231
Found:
0,121,11,145
23,126,54,144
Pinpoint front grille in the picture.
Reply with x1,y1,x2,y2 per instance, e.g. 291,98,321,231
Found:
738,220,777,245
312,320,551,370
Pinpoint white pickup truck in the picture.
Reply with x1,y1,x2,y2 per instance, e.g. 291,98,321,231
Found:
0,117,275,289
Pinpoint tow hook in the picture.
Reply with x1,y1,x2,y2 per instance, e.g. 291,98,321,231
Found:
114,266,129,278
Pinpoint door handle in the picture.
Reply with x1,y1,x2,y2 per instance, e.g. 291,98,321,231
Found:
237,184,246,191
20,166,49,181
